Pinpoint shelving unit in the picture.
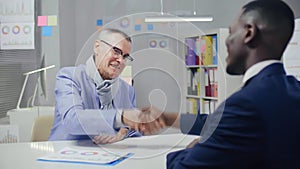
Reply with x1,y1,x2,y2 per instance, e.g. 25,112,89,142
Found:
184,28,242,115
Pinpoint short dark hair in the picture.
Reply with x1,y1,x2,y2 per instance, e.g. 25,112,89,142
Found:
98,28,132,43
242,0,295,41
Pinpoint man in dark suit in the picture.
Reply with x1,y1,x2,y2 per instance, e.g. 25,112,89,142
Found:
165,0,300,168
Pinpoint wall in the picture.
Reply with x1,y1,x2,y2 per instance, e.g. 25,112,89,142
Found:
37,0,60,106
55,0,300,113
0,0,41,118
57,0,248,113
58,0,300,66
286,0,300,18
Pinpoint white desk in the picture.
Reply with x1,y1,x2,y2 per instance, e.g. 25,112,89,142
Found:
0,133,198,169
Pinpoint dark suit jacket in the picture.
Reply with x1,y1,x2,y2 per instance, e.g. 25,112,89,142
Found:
168,63,300,169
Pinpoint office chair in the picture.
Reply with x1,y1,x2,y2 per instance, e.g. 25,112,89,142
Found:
31,115,54,142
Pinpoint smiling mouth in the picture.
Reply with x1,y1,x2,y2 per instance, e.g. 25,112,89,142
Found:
110,64,120,70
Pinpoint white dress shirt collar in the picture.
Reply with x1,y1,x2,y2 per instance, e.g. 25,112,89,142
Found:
242,60,282,84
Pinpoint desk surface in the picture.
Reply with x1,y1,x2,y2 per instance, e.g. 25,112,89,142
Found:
0,133,198,169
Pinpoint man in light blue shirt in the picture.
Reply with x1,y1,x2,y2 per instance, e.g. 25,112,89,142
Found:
49,29,150,143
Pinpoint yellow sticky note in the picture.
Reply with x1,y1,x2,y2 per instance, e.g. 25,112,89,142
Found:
47,15,57,26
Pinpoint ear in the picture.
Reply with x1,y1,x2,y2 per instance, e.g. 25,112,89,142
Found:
243,22,258,47
94,40,101,54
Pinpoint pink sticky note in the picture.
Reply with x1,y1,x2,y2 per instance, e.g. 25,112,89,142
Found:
38,16,48,26
135,18,142,24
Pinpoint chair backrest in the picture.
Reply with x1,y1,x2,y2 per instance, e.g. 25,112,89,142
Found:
31,115,54,142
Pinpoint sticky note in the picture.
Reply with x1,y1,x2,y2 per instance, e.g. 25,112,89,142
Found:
97,19,103,26
147,24,153,30
135,18,142,24
47,15,57,26
135,25,141,31
38,16,47,26
42,26,52,36
96,26,102,31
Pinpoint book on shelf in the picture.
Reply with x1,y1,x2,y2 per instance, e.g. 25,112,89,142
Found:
204,70,211,97
184,28,242,115
185,38,196,65
187,68,200,96
201,35,213,66
204,68,218,97
212,35,218,65
202,100,210,114
209,68,218,97
195,38,201,65
186,98,199,114
210,100,217,113
202,99,217,114
187,69,193,95
196,68,201,96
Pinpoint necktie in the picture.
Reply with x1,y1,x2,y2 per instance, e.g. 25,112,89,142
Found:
96,80,115,109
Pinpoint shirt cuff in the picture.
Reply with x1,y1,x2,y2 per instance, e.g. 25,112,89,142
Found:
114,109,126,129
125,129,143,138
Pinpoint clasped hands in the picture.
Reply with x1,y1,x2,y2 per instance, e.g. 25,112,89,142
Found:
122,106,166,135
93,106,166,144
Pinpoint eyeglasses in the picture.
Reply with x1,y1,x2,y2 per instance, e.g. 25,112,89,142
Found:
100,40,134,62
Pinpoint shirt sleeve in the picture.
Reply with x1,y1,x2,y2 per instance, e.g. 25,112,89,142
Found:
55,68,117,136
180,113,207,135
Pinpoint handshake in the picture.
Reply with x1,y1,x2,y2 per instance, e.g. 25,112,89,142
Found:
122,106,178,135
93,106,180,144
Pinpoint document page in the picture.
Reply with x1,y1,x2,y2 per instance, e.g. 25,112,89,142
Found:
37,147,133,166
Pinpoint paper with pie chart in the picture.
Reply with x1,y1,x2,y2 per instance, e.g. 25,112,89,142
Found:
0,0,35,49
0,22,35,49
37,147,133,166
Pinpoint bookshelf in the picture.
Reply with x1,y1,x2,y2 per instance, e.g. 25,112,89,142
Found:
184,28,242,115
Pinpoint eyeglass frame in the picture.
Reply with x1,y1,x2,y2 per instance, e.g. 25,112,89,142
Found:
100,40,134,62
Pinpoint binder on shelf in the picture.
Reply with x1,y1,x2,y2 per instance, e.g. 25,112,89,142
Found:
208,68,218,97
204,70,211,97
202,100,210,114
196,68,201,96
186,99,191,114
212,35,218,65
187,69,192,95
187,68,199,96
186,98,199,114
195,38,201,65
212,68,218,97
201,35,213,66
209,100,217,114
184,28,242,115
185,38,196,65
187,69,195,95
